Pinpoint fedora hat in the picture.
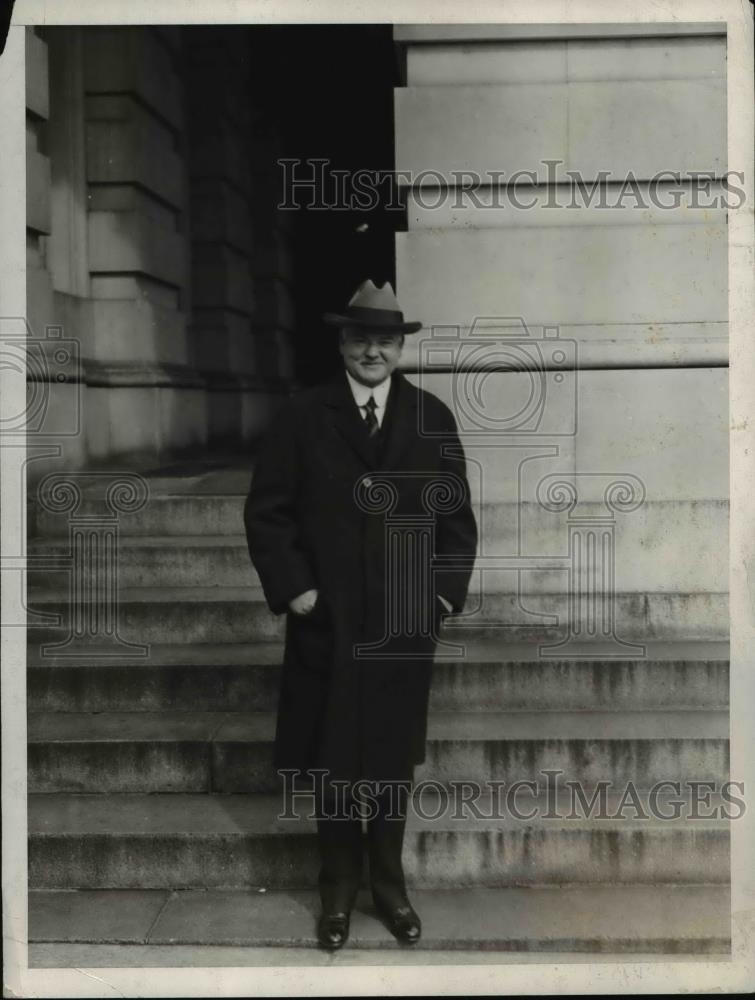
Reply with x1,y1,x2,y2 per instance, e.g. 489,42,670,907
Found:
323,279,422,334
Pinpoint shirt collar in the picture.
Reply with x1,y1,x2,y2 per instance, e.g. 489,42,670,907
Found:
345,369,392,410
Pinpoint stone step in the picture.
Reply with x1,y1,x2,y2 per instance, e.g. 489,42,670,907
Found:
26,586,727,644
28,791,730,890
27,587,283,645
34,492,249,539
26,519,727,595
33,532,628,597
26,640,729,713
27,709,730,794
30,482,726,566
28,884,730,954
27,536,262,592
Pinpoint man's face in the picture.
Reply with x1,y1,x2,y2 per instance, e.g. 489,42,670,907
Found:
339,327,404,387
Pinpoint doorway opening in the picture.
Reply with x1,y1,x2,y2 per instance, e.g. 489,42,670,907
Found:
248,24,400,387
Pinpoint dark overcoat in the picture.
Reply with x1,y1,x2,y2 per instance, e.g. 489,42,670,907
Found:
243,368,477,785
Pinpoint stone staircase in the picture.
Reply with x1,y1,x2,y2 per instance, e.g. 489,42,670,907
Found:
26,460,731,962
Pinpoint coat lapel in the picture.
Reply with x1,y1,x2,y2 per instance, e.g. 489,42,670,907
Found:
379,371,417,471
323,369,378,469
323,369,418,471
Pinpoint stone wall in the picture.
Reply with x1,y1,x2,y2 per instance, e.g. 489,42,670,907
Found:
25,26,88,478
394,24,729,638
26,25,294,481
184,26,295,448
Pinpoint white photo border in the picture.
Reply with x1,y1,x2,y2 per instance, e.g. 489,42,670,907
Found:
2,0,753,995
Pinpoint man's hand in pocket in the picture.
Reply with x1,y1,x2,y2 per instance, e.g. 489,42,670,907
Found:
289,589,319,616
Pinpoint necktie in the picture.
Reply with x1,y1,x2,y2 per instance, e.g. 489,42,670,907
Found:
363,395,379,437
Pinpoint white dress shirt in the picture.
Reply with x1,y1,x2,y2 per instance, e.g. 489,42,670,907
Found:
345,369,391,428
344,369,453,614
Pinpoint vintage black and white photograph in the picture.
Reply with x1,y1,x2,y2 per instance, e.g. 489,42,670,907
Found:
2,0,754,995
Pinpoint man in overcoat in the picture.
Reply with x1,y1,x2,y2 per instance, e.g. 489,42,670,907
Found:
244,279,478,949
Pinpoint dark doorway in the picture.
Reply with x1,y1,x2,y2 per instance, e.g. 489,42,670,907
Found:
248,25,400,387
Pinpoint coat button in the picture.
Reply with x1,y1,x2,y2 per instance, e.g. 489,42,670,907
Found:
363,477,373,488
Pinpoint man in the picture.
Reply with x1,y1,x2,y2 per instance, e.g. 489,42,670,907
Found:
244,279,477,949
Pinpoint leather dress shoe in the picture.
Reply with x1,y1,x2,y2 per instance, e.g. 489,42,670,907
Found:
317,910,350,950
374,897,421,944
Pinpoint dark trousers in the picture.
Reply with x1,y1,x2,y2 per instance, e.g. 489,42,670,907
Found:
314,778,412,913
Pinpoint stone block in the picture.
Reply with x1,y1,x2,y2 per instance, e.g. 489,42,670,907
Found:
83,27,183,131
396,84,568,184
25,29,49,119
192,245,254,315
395,24,726,42
407,36,724,87
84,383,208,462
88,210,186,289
87,185,178,232
250,278,294,331
89,276,179,310
399,317,729,373
189,121,251,197
565,34,725,81
395,223,727,329
86,298,189,366
405,369,576,506
396,78,724,183
407,40,568,85
85,385,160,460
27,148,51,234
403,182,728,230
406,366,728,537
190,180,252,254
157,385,208,454
29,888,168,943
576,368,728,502
567,79,726,179
26,266,55,338
487,498,728,596
191,310,256,374
24,379,86,470
86,98,184,208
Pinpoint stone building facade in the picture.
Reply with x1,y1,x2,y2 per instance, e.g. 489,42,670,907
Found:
25,22,730,955
393,22,728,642
26,25,294,478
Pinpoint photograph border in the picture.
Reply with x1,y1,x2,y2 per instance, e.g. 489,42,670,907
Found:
2,0,754,995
